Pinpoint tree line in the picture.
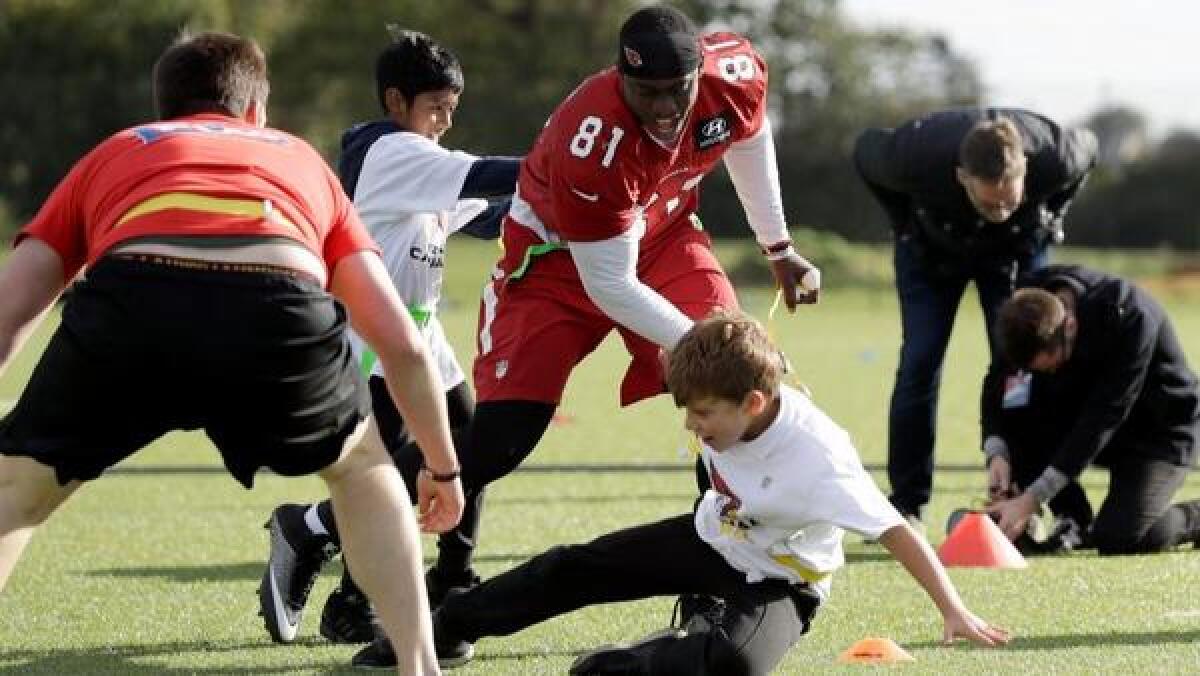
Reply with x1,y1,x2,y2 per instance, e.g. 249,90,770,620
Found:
1,0,1195,250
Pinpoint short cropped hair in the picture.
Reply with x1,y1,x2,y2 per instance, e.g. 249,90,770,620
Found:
376,29,464,113
997,288,1066,368
153,31,269,120
959,117,1026,181
667,311,782,407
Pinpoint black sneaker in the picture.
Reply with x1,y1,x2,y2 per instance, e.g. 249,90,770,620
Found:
425,567,481,609
673,594,726,634
258,503,339,643
568,628,685,675
350,629,475,670
432,602,476,668
351,635,396,670
320,585,378,644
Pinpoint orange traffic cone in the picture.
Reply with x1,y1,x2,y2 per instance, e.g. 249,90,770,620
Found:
937,511,1027,569
837,637,916,664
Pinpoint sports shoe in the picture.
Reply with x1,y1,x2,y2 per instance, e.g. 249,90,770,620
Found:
320,585,378,644
350,611,475,670
568,628,685,675
1017,515,1090,555
425,566,481,609
258,503,339,643
673,594,726,634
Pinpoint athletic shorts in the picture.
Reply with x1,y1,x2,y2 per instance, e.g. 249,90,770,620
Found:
473,222,738,407
0,254,370,487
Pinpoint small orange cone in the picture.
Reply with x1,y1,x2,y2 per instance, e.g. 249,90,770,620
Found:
937,511,1027,569
837,637,915,664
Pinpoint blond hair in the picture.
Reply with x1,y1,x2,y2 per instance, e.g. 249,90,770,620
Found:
667,310,782,407
959,117,1026,181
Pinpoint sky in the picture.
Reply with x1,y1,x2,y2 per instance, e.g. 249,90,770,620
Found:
840,0,1200,138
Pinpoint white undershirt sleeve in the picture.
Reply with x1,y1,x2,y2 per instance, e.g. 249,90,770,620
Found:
568,228,694,349
723,118,790,248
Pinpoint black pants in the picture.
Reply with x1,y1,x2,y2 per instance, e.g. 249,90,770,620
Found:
1011,449,1200,555
423,400,556,577
887,237,1047,515
439,514,820,676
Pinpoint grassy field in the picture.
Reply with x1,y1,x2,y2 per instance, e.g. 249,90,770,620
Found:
1,238,1198,674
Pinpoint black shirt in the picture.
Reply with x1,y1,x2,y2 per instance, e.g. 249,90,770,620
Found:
853,108,1096,265
982,265,1199,479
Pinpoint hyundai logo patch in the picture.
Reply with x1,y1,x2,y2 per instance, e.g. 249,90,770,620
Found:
695,114,731,150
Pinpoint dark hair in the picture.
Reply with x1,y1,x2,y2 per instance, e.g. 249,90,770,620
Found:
617,5,701,79
152,30,268,120
667,310,782,407
376,29,464,113
997,288,1066,368
959,117,1026,180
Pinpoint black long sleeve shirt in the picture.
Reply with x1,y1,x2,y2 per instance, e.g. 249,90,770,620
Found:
853,108,1097,265
982,265,1199,481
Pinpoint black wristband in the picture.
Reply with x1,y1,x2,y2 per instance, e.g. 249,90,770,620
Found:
761,239,792,255
423,466,461,482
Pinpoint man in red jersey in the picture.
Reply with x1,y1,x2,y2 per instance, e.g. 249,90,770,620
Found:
413,1,821,639
0,31,460,674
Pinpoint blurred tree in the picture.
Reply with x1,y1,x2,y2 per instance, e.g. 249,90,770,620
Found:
267,0,636,158
1084,105,1149,173
0,0,291,226
1070,131,1200,250
676,0,984,241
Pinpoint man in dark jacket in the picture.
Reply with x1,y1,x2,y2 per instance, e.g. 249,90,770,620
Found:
853,108,1097,526
984,265,1200,555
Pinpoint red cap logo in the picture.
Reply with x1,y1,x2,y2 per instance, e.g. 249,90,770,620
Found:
623,45,643,68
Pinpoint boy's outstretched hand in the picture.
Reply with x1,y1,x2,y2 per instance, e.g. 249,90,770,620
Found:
942,607,1012,647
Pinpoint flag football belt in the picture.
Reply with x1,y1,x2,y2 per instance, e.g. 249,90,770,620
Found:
108,252,322,286
357,304,435,377
116,191,306,234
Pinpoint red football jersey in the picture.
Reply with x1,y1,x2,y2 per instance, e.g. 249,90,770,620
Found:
18,113,376,279
513,32,768,251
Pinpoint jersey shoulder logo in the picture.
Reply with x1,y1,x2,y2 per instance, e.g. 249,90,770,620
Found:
694,113,732,151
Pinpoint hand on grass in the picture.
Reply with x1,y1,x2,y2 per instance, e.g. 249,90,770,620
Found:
416,470,465,534
943,607,1012,647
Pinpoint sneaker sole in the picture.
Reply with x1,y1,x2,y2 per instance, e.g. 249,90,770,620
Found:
438,643,475,669
259,513,301,644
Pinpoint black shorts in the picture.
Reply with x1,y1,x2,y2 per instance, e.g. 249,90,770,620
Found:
0,254,370,487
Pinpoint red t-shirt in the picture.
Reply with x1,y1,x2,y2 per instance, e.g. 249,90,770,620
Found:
516,32,767,251
18,113,377,279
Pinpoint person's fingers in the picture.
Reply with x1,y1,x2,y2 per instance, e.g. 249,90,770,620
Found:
780,281,798,311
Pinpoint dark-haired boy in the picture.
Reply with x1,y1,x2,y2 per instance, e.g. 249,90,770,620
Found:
257,29,520,645
356,311,1010,672
984,264,1200,555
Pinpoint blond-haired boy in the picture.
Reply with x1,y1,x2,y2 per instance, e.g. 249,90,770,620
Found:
357,311,1010,673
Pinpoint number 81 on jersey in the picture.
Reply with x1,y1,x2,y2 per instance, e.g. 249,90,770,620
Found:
570,116,625,168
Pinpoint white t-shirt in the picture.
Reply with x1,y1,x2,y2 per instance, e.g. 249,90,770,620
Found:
694,385,903,599
349,131,489,389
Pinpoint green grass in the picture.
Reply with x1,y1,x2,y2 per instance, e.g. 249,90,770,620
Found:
1,238,1199,674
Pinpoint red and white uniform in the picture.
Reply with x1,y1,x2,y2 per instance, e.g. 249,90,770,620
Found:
476,33,779,406
19,113,376,281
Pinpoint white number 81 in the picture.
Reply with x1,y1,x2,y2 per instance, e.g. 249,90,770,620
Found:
569,115,625,168
717,54,756,83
